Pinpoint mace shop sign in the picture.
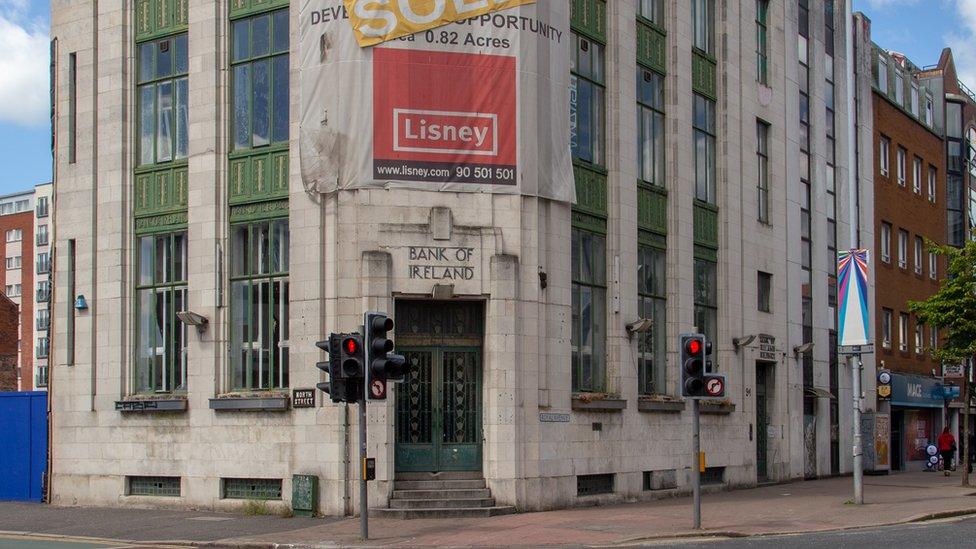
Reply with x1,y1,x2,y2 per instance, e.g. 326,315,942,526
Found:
299,0,574,201
889,373,945,409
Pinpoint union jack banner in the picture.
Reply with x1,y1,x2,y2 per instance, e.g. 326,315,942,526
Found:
838,249,870,347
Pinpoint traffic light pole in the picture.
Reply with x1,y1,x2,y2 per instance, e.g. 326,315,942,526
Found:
692,398,701,529
359,398,368,539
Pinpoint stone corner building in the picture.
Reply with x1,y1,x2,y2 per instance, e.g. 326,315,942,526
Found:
49,0,874,514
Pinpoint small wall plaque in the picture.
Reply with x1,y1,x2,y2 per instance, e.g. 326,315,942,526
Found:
292,389,315,408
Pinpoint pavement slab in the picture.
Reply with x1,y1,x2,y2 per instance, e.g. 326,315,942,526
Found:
3,471,975,548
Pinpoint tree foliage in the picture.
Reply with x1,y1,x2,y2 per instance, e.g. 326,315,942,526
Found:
908,239,976,364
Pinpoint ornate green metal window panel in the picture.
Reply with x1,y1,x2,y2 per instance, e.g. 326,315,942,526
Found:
692,50,717,99
693,201,719,249
636,19,666,74
230,0,289,20
638,185,667,234
135,231,188,394
137,33,188,166
128,476,181,497
231,8,290,152
135,0,188,42
571,228,607,393
230,219,290,390
229,149,289,206
223,478,282,500
571,0,606,43
637,242,666,395
134,166,188,230
573,164,608,219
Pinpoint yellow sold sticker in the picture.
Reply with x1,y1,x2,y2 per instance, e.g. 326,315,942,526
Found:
345,0,536,47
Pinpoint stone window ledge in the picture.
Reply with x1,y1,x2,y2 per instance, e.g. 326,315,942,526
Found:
637,397,685,413
571,394,626,412
209,393,290,412
699,401,735,415
115,396,188,413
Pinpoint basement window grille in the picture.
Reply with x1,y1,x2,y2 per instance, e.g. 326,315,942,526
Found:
222,478,283,500
701,467,726,485
577,473,614,497
127,476,180,497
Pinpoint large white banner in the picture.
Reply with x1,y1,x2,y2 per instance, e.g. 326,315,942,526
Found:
299,1,575,203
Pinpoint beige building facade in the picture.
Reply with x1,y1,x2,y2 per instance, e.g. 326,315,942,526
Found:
49,0,875,514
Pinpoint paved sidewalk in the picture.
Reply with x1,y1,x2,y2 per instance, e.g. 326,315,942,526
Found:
3,472,975,548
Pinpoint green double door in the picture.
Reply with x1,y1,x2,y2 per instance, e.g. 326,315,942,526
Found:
394,300,484,473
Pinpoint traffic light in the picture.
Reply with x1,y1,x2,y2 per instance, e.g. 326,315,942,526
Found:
680,333,706,398
365,311,407,400
315,333,364,403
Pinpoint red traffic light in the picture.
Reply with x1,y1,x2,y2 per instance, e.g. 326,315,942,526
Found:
686,338,702,355
344,337,359,354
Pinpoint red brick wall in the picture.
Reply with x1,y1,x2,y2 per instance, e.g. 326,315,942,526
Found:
0,210,34,390
873,92,946,376
0,294,18,391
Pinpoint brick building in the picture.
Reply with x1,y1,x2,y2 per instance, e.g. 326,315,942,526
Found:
0,191,34,391
0,293,18,391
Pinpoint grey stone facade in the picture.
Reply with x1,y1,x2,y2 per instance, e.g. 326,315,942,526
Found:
49,0,875,514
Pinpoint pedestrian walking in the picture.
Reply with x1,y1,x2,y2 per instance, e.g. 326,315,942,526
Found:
938,427,956,476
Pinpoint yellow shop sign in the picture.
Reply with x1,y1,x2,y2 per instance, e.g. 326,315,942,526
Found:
345,0,535,47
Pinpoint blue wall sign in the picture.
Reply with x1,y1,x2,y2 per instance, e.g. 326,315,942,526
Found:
890,373,945,409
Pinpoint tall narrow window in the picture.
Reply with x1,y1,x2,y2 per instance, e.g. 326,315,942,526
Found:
911,82,920,117
913,157,922,194
37,224,49,246
877,55,888,93
68,52,76,164
882,308,892,349
896,147,906,186
925,94,934,126
758,271,772,313
637,67,664,186
694,259,718,350
137,34,189,165
879,136,890,177
36,252,50,274
231,219,290,390
914,236,923,275
571,228,606,393
880,222,891,263
694,94,716,203
894,70,904,104
898,229,908,269
915,322,923,355
899,313,909,352
638,0,663,24
232,9,290,151
637,244,665,395
135,232,188,393
756,0,769,84
929,251,937,280
757,120,770,223
693,0,714,54
930,326,938,350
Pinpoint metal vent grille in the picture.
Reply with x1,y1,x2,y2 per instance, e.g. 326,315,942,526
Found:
223,478,282,500
702,466,726,485
128,476,180,497
577,473,614,496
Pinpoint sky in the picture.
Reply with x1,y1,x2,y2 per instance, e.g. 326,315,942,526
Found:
0,1,974,196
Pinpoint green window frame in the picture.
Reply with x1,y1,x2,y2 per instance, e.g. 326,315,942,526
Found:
230,219,290,390
757,119,769,224
637,66,665,187
638,0,663,24
692,0,714,55
231,8,290,151
571,228,607,393
637,243,666,395
570,31,606,168
137,33,189,166
756,0,769,84
135,231,188,394
693,93,716,203
694,258,717,351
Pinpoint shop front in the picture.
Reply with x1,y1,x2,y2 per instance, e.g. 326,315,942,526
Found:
889,373,950,471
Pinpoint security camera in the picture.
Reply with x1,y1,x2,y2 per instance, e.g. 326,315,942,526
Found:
177,310,209,333
626,318,654,334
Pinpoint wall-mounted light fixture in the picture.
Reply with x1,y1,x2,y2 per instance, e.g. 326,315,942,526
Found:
793,342,814,357
177,310,209,333
74,295,88,311
733,334,757,352
626,318,653,335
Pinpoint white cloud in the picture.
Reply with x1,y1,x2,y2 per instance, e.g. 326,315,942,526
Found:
946,0,976,91
0,13,49,127
863,0,920,8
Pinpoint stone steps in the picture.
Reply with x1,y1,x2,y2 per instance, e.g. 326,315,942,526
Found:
379,472,515,519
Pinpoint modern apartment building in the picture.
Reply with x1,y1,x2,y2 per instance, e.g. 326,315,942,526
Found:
49,0,873,514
